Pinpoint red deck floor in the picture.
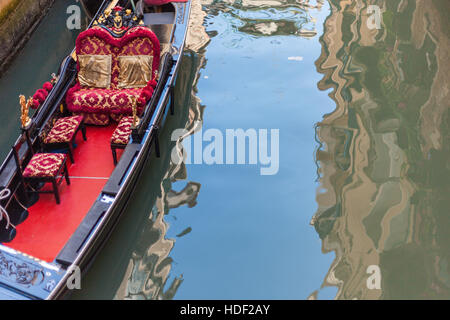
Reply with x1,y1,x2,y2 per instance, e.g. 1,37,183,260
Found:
6,125,118,262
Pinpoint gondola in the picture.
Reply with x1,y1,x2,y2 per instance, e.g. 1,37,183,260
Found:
0,0,191,299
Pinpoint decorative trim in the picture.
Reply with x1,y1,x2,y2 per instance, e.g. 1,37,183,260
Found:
0,251,45,287
92,6,144,38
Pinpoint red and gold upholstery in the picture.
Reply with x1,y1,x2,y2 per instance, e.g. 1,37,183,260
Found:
44,116,83,144
66,26,160,117
110,113,123,122
74,112,110,126
111,116,134,145
68,87,144,115
23,153,66,178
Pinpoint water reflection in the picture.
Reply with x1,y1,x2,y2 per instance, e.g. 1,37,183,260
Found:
202,0,323,47
111,0,212,298
206,0,323,37
313,0,450,299
75,0,331,299
110,0,328,300
113,180,201,299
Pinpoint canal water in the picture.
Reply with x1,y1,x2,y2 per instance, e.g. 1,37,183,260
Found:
0,0,448,300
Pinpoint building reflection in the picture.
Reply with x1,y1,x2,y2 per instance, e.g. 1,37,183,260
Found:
202,0,323,37
313,0,450,299
111,0,327,300
112,0,208,300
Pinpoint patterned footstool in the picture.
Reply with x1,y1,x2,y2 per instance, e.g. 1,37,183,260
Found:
43,115,87,163
12,133,71,205
110,116,134,165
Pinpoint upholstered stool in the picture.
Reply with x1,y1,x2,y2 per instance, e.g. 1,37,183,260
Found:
13,133,70,205
110,116,134,165
43,115,86,163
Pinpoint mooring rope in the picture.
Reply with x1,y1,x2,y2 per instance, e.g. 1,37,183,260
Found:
0,189,12,229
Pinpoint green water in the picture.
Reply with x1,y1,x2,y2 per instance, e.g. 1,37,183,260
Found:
0,0,449,300
0,0,87,160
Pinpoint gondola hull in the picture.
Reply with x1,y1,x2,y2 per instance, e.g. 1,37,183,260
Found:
0,0,191,300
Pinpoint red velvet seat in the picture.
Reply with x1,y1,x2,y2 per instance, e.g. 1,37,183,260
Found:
12,133,70,205
68,87,144,115
44,116,84,144
23,153,67,178
111,116,134,145
42,115,87,163
110,116,134,165
66,25,160,124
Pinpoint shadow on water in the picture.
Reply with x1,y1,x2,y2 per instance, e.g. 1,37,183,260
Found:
312,0,450,299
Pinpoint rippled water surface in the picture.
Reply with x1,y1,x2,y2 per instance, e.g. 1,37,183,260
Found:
1,0,449,300
73,0,338,300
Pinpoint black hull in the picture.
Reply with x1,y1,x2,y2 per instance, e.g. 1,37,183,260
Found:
80,0,104,19
0,0,192,300
53,119,157,299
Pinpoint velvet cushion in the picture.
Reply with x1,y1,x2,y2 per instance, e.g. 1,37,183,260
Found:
111,116,134,145
118,55,153,88
74,112,110,126
75,27,160,90
110,113,123,122
78,54,112,88
67,26,160,115
44,116,83,144
23,153,66,178
68,87,144,115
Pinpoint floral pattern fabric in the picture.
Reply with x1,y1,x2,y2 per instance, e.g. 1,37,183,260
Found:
66,26,160,115
74,112,110,126
44,116,83,144
68,87,144,115
111,116,134,145
23,153,66,178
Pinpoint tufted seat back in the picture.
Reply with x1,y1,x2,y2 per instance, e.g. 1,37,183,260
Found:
75,26,160,89
66,25,160,121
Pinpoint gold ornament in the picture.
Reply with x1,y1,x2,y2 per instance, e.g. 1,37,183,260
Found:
114,15,123,28
19,95,32,128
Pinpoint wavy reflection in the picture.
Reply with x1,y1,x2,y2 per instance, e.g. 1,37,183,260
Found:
111,0,208,300
202,0,324,48
116,0,328,299
69,0,209,300
313,0,450,299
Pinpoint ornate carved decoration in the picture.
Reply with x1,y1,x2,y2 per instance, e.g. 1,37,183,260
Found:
92,7,144,37
0,252,45,286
